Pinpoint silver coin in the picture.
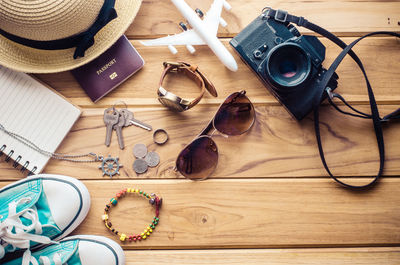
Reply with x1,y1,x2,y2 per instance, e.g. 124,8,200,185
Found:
133,143,147,158
144,151,160,167
133,158,148,174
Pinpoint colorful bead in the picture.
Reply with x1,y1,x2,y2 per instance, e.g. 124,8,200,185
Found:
143,235,147,239
146,231,150,236
139,190,143,194
149,228,153,233
102,214,108,221
110,198,117,205
120,234,127,242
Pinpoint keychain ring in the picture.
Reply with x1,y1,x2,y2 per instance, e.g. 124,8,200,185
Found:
153,129,169,145
112,100,128,110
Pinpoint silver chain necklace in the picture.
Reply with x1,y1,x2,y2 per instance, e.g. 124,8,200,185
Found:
0,123,123,177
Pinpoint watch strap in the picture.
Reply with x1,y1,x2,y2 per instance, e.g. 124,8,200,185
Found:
159,62,217,110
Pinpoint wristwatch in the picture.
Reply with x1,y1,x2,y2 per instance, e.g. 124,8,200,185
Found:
157,62,218,112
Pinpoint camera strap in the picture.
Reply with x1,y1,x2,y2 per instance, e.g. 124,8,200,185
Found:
264,8,400,189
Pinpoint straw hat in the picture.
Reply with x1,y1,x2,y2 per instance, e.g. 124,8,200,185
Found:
0,0,142,73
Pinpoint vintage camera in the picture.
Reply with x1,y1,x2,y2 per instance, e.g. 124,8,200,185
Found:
230,10,338,120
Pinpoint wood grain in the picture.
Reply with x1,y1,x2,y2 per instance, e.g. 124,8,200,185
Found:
125,248,400,264
2,178,400,249
27,178,400,248
1,1,400,262
128,0,400,38
1,104,399,181
35,37,400,108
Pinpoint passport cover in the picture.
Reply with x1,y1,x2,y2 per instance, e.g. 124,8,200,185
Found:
71,35,144,102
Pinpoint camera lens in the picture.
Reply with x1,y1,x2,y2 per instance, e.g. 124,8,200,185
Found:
279,60,297,78
265,43,311,90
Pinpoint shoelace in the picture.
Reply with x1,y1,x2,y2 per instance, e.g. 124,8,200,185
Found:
23,251,62,265
0,197,57,264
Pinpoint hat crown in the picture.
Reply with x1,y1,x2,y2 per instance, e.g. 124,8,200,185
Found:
0,0,104,41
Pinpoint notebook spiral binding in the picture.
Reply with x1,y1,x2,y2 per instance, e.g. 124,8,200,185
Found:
0,144,37,175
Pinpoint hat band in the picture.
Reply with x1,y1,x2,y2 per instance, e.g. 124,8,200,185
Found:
0,0,118,59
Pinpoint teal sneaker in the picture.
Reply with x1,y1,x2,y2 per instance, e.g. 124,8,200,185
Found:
0,174,90,261
2,235,125,265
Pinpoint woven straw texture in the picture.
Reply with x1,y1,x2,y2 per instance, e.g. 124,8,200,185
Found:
0,0,142,73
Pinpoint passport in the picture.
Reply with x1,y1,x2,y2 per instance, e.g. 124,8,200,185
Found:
71,35,144,102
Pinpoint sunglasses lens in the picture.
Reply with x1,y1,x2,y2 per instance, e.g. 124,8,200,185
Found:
214,92,255,135
176,136,218,180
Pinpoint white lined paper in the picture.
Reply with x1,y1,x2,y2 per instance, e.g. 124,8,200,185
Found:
0,66,81,173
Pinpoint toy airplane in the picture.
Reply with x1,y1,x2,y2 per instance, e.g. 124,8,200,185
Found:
141,0,238,72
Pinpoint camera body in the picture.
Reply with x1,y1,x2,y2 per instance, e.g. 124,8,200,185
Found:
230,11,338,120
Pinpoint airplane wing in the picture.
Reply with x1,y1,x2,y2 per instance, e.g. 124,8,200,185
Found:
203,0,225,36
141,29,205,46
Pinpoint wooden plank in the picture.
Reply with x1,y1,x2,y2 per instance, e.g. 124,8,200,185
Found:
128,0,400,38
125,248,400,264
35,37,400,107
1,104,399,180
0,178,393,248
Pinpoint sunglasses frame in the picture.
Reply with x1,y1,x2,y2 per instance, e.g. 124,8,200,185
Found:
175,90,255,180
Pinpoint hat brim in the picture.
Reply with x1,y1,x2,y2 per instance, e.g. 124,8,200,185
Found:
0,0,142,73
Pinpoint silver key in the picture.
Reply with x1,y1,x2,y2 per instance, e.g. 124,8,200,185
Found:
113,110,126,150
120,109,134,127
104,108,119,146
120,109,152,131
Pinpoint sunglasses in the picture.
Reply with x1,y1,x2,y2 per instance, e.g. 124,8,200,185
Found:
175,90,255,180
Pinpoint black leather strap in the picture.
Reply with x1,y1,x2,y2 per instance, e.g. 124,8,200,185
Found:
264,8,400,189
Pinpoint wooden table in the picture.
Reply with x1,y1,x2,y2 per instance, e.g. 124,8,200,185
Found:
1,1,400,264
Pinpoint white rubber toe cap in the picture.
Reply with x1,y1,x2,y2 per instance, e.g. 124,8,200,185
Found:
65,235,125,265
39,174,91,239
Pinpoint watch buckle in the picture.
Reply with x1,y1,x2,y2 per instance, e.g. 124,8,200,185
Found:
163,61,185,71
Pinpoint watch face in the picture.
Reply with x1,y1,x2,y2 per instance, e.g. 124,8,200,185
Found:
158,97,186,112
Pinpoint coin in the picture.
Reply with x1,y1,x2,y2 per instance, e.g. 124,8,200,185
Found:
144,151,160,167
133,158,148,174
133,143,147,158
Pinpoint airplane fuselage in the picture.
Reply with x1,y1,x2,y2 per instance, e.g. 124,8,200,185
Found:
171,0,238,71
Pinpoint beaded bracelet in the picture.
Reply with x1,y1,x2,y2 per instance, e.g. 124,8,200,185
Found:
102,188,162,242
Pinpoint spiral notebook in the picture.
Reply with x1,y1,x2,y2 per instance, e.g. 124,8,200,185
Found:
0,66,81,174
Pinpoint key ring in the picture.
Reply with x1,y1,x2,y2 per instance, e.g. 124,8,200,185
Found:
153,129,169,145
112,101,128,110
